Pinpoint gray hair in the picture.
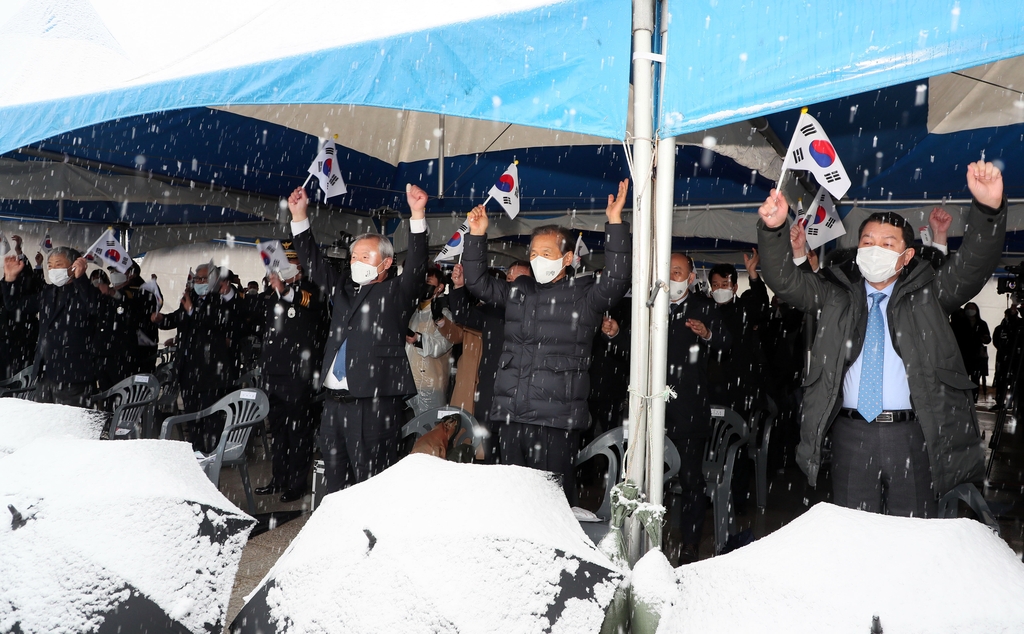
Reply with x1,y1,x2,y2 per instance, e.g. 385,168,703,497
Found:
48,246,81,265
351,233,394,262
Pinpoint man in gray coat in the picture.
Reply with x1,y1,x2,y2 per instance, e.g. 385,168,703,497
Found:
756,161,1006,517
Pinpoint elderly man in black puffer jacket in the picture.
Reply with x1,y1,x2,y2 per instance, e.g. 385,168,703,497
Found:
462,179,631,492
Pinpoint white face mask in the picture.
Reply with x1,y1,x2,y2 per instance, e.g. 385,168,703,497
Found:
669,280,689,302
192,283,209,297
711,288,734,304
856,246,906,284
108,271,128,286
965,309,978,318
49,268,70,287
350,260,383,286
531,255,565,284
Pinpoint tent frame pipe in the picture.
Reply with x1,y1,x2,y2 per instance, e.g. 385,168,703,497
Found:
625,0,656,564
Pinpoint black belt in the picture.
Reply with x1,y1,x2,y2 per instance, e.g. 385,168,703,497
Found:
839,408,915,423
325,389,356,403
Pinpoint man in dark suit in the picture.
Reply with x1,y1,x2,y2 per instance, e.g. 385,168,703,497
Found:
286,184,428,493
251,243,330,503
3,246,101,406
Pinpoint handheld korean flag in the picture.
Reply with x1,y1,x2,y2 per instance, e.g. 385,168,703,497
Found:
802,187,846,250
780,111,851,200
573,233,590,269
0,231,10,259
39,232,53,255
487,161,521,219
306,140,348,199
140,276,163,310
84,229,133,274
435,222,470,262
257,240,289,275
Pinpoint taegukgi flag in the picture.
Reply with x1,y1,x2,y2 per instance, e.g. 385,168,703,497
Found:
39,232,53,255
802,187,846,250
780,111,851,200
307,140,348,199
257,240,289,275
84,229,133,274
0,231,11,260
488,161,521,219
573,233,590,269
435,222,470,262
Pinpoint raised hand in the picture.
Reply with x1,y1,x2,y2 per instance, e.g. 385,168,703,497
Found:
758,189,789,229
467,205,489,236
743,248,760,280
451,263,465,288
601,316,620,338
790,222,807,258
268,273,285,295
288,187,309,222
406,184,428,219
606,179,629,224
3,255,24,282
929,207,952,246
966,161,1003,209
70,257,88,279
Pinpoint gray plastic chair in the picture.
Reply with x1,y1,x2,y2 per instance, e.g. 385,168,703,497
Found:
159,388,270,515
574,426,682,522
0,364,36,399
937,483,1001,534
234,367,270,454
746,396,778,510
704,405,750,555
153,351,179,415
90,374,160,439
401,406,484,451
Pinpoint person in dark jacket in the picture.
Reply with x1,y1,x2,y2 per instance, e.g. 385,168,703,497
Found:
756,160,1006,517
587,294,631,440
0,246,40,380
123,264,161,375
90,268,141,391
992,307,1022,410
251,244,330,503
286,184,428,493
605,253,731,563
462,179,631,492
153,263,241,452
3,246,101,406
950,302,991,401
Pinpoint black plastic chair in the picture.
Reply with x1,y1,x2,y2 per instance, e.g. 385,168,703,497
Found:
90,374,161,439
401,405,484,453
159,388,270,515
703,405,750,555
0,364,36,399
937,483,1001,535
746,396,778,510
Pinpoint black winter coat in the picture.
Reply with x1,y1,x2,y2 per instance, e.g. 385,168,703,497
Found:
3,272,101,385
293,226,427,398
708,277,771,415
253,278,329,388
0,264,40,379
462,222,631,431
159,291,241,391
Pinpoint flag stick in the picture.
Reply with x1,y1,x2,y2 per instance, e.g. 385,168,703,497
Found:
458,251,463,264
483,194,493,207
302,173,313,189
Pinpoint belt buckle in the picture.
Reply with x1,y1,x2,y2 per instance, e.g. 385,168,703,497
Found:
875,412,894,423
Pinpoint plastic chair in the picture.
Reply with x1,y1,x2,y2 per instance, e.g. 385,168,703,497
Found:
746,396,778,510
703,405,750,555
234,367,269,454
90,374,161,439
937,483,1001,535
574,426,682,522
0,364,36,399
153,351,179,415
159,388,270,515
401,406,484,451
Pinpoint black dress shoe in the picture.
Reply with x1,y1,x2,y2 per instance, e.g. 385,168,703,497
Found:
279,489,304,503
255,484,281,496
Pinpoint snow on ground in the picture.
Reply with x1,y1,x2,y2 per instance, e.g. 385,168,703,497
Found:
0,398,106,455
653,503,1024,634
242,454,624,634
0,438,254,634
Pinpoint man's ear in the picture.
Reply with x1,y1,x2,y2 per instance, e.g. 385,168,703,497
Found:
562,251,574,268
901,248,915,269
381,257,394,271
687,271,696,285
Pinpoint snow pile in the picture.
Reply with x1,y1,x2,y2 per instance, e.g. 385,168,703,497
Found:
655,503,1024,634
241,455,624,633
631,548,677,614
0,438,254,634
0,398,106,455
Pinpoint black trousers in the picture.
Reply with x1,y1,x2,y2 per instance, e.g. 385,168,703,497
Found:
264,379,318,494
830,414,936,518
499,421,580,495
319,395,404,494
32,377,92,408
666,437,708,548
180,386,226,454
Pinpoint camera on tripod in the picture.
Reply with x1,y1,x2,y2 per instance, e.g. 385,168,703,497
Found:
997,263,1024,302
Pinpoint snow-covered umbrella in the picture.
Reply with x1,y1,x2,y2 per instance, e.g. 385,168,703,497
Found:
231,454,625,634
0,398,105,457
0,438,256,634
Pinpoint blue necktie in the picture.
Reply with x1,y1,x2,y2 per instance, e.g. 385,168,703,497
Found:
331,339,348,381
858,292,886,422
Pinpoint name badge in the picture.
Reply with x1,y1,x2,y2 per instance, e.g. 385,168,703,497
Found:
287,307,296,318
